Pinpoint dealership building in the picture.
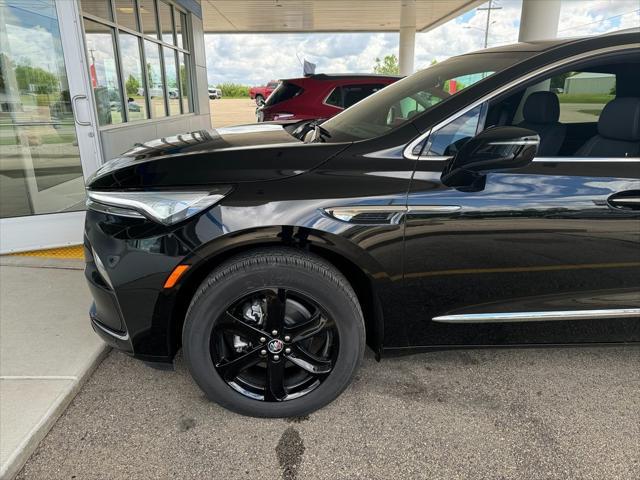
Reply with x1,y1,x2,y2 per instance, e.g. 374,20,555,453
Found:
1,0,564,254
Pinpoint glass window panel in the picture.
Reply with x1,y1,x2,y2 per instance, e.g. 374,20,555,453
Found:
1,0,85,218
322,52,524,141
158,1,175,45
426,105,482,156
139,0,158,37
163,48,180,115
179,53,192,113
113,0,139,31
83,19,124,126
80,0,113,21
265,82,303,106
144,40,166,117
325,87,342,108
341,84,385,108
118,32,148,121
556,72,615,123
175,11,185,49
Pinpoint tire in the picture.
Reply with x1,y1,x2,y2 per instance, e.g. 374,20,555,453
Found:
255,94,264,105
183,247,365,417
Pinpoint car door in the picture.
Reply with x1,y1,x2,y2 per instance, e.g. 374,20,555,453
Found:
393,54,640,349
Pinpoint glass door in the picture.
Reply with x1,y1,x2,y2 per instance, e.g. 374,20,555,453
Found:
0,0,102,253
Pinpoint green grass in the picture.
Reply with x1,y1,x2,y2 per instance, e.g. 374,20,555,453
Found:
557,93,614,104
577,109,604,116
216,83,251,98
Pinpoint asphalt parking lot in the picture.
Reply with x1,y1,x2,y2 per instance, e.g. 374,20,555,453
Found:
18,346,640,480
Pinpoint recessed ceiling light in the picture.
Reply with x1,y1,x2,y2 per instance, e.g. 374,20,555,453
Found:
117,7,134,13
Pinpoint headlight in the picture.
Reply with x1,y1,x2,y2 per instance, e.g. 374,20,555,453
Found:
87,187,231,225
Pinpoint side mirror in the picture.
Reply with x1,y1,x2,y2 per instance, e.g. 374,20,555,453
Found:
441,126,539,191
257,98,266,107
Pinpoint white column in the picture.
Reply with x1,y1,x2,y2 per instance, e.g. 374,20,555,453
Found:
399,0,416,76
518,0,561,42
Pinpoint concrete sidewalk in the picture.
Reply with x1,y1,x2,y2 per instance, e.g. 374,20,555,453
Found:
0,256,108,480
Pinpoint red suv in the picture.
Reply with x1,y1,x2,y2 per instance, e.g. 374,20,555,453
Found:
257,74,400,122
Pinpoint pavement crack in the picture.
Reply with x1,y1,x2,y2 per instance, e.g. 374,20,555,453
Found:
276,426,305,480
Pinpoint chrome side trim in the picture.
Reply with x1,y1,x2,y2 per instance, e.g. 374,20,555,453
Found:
323,204,461,223
91,317,130,341
323,205,405,223
408,205,461,213
432,308,640,324
611,197,640,204
402,44,640,161
404,129,431,160
416,155,452,162
533,157,640,163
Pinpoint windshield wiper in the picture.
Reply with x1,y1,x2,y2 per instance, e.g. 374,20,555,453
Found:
298,119,331,143
311,122,331,143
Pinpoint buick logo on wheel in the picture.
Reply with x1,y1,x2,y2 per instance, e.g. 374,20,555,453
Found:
267,339,284,354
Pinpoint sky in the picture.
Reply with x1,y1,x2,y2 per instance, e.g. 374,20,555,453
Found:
204,0,640,86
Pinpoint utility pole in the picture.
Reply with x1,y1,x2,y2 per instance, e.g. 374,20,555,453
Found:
477,0,502,48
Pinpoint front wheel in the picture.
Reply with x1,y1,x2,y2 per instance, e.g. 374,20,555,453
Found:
183,248,365,417
254,94,264,105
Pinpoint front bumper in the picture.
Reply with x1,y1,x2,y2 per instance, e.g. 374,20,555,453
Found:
90,302,132,351
84,209,204,363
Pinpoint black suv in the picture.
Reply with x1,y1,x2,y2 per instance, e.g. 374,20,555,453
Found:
85,32,639,417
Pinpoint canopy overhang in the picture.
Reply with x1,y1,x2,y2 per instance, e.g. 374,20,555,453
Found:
201,0,485,33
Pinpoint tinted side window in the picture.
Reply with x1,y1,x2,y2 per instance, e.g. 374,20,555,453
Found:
488,56,634,157
342,84,385,108
325,87,343,108
425,105,482,156
265,82,303,106
557,72,615,123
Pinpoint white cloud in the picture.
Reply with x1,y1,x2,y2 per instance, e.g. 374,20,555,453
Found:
205,0,640,86
205,32,399,85
558,0,640,35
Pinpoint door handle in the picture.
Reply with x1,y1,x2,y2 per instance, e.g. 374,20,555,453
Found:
608,190,640,210
71,94,92,126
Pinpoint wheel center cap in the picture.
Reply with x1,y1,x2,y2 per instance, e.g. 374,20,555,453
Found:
267,339,284,354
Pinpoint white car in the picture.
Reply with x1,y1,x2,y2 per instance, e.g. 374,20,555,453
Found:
137,86,163,98
208,87,222,99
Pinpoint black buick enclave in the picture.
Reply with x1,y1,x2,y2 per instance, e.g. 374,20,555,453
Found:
85,32,640,417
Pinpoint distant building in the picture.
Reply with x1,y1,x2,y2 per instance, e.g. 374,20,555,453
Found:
563,72,615,95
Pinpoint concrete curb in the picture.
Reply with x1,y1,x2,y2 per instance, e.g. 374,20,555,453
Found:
0,345,110,480
0,256,84,270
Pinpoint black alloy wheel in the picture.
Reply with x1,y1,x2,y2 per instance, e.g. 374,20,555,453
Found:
212,288,337,402
183,248,365,417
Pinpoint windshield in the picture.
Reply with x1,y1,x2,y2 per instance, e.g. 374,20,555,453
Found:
321,52,529,142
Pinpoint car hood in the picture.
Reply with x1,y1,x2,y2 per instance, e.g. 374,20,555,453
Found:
88,123,348,189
